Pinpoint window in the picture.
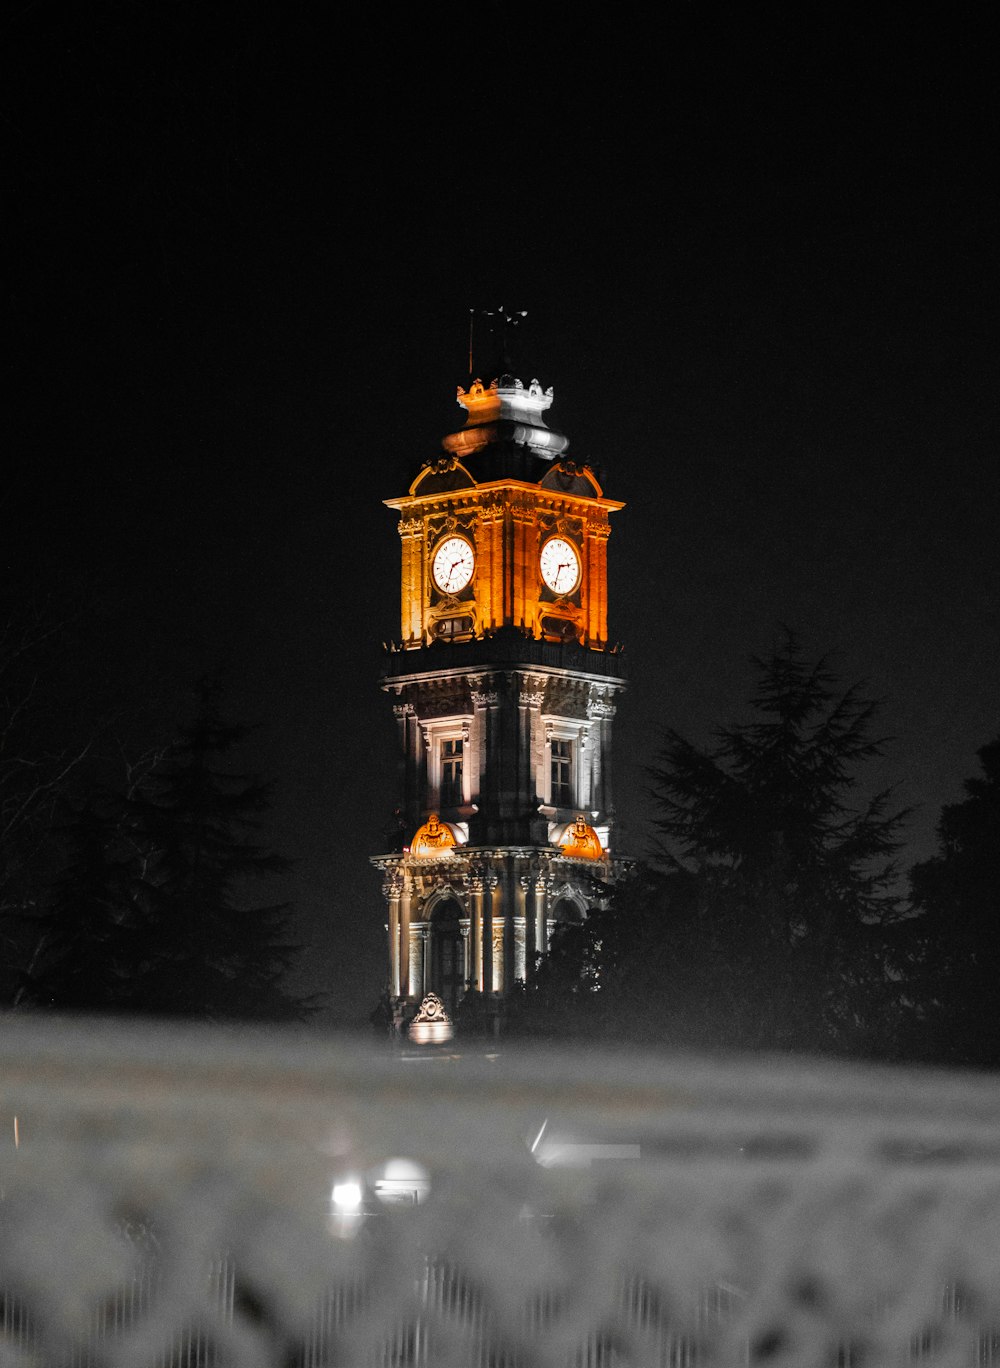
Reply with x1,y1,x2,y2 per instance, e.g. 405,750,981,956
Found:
440,738,464,807
434,616,473,640
550,739,574,807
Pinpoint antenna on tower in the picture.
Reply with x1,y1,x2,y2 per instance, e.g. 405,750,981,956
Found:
484,306,528,374
468,307,528,379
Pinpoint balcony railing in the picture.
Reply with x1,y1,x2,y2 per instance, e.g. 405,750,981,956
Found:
2,1014,1000,1366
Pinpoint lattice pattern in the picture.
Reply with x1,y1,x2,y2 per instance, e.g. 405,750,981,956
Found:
2,1018,1000,1366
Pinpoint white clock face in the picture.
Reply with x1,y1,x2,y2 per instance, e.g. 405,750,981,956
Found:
432,535,475,594
540,537,581,594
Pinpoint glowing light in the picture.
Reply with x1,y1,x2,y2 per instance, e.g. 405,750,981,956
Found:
410,814,457,858
331,1180,363,1211
373,1157,431,1205
560,816,604,861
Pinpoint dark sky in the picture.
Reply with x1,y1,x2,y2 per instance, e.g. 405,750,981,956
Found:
7,7,998,1023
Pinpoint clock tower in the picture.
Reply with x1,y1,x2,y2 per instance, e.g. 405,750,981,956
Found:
372,369,625,1027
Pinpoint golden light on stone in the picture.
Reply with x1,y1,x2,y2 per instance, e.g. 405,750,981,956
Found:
384,376,623,651
410,813,457,858
375,369,626,1019
560,816,604,861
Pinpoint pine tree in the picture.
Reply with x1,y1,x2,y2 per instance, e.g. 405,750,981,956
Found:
28,799,146,1011
647,638,909,1054
909,737,1000,1066
511,638,910,1055
125,683,304,1020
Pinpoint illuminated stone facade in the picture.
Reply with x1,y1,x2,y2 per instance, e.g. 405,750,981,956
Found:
372,374,626,1021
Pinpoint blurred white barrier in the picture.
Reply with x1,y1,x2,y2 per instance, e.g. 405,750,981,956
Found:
2,1015,1000,1366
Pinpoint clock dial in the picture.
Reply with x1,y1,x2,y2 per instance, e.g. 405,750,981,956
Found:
432,535,475,594
540,536,581,595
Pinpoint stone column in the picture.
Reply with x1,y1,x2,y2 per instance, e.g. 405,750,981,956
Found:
469,873,485,992
535,872,550,958
520,874,536,982
503,863,516,991
399,877,412,998
398,516,424,644
471,684,498,843
492,918,505,995
408,923,424,998
460,922,471,993
383,870,403,996
483,867,499,996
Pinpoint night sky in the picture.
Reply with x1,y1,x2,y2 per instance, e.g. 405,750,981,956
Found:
7,8,998,1024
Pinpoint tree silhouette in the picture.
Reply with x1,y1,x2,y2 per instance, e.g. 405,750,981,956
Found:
909,737,1000,1066
510,637,910,1056
25,685,306,1020
0,598,94,996
647,639,910,1053
124,682,303,1020
28,798,146,1011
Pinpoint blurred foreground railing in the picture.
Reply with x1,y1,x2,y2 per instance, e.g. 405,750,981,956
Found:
2,1016,1000,1367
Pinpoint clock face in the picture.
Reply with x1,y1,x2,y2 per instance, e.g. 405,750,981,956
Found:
540,537,581,594
432,535,475,594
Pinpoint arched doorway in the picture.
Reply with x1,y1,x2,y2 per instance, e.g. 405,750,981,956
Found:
545,894,585,957
429,899,465,1015
551,895,585,927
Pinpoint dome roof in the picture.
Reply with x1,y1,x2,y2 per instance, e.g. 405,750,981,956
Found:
410,813,458,858
559,816,605,861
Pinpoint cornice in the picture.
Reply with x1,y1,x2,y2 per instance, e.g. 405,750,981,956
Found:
384,479,624,517
382,656,627,690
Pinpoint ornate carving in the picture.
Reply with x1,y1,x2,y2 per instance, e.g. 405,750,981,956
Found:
382,872,404,899
587,699,616,719
587,686,617,720
510,490,538,525
397,517,422,538
410,814,457,858
478,493,505,524
471,690,498,708
519,691,545,708
407,992,454,1044
559,816,605,862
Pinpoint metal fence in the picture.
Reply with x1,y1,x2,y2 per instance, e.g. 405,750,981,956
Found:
3,1015,1000,1366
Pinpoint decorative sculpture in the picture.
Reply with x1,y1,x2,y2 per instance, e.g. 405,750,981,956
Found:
407,991,454,1045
